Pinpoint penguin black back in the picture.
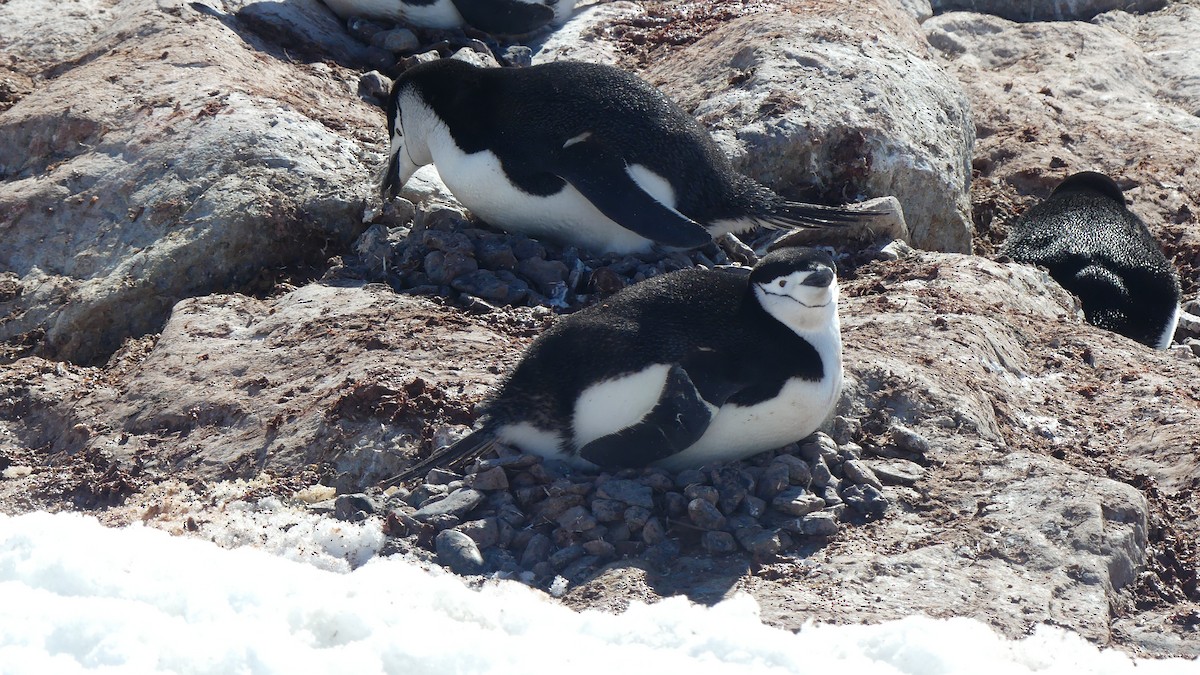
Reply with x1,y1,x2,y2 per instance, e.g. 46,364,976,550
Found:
1003,171,1181,348
389,59,779,222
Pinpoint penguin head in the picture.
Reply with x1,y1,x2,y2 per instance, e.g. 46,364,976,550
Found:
750,247,839,334
1049,171,1126,205
381,61,466,198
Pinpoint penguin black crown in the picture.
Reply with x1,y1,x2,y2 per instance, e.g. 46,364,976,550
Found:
388,246,844,485
381,58,881,255
1003,171,1181,349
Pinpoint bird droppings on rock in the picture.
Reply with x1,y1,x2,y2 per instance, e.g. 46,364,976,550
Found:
362,429,913,591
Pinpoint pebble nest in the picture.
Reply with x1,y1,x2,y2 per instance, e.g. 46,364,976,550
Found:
325,422,929,589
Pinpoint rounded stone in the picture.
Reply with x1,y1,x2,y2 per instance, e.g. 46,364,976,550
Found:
687,498,728,531
435,529,486,575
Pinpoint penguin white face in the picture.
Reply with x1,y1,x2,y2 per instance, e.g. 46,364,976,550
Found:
750,247,839,335
381,86,434,198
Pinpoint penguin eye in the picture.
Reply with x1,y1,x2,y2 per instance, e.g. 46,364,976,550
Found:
777,279,786,288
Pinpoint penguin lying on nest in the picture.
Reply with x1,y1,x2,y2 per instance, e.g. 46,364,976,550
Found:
322,0,576,36
387,245,844,485
1003,171,1181,349
381,58,884,255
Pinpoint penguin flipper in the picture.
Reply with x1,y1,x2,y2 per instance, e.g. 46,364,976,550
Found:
760,200,889,230
577,364,714,469
451,0,554,35
553,143,713,249
381,429,497,488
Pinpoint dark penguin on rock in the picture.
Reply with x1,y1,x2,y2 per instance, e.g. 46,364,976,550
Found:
381,58,881,255
1003,171,1181,349
389,246,844,484
322,0,575,35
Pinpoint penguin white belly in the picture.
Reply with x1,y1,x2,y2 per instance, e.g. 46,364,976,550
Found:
654,373,842,471
321,0,464,28
572,364,671,447
429,141,663,254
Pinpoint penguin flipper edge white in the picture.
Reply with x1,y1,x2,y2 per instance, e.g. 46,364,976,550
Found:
553,141,713,249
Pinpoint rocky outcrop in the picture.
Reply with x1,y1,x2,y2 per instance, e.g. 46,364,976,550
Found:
636,1,976,253
930,0,1167,22
0,0,381,365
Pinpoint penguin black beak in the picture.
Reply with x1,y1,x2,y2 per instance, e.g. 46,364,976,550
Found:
380,152,401,199
801,267,834,288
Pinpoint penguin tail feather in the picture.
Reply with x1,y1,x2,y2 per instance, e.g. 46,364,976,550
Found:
380,430,498,489
757,200,889,230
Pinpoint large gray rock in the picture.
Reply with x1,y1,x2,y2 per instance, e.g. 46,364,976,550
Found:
930,0,1166,22
925,7,1200,292
641,2,975,253
0,0,383,364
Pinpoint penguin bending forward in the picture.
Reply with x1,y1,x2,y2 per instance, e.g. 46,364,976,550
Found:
381,59,882,255
322,0,575,36
1003,171,1181,349
388,246,844,484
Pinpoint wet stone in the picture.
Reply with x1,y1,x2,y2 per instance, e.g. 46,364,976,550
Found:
772,488,825,517
591,498,627,523
687,498,728,531
842,459,884,490
865,458,926,486
843,484,889,519
557,505,598,533
702,531,738,555
596,479,654,508
520,532,553,568
435,529,486,575
467,465,509,491
683,484,719,505
413,488,484,522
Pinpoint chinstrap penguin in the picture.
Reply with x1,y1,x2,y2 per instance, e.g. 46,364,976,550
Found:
388,246,844,484
321,0,575,35
1003,171,1181,349
381,59,882,255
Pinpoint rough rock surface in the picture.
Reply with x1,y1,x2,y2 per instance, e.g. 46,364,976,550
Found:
0,0,381,365
2,0,1199,661
930,0,1167,21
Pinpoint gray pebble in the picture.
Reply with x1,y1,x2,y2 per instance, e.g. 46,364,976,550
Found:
597,479,654,509
561,555,601,582
624,506,651,530
347,17,387,41
371,28,419,53
842,459,884,490
517,257,569,295
534,494,584,523
639,470,675,492
755,462,790,500
520,532,553,567
356,70,390,103
738,495,767,518
785,511,840,537
556,505,598,533
771,454,811,486
590,498,627,523
842,484,889,518
531,561,554,578
891,424,931,455
455,518,500,549
642,517,666,545
820,484,844,506
772,488,825,517
702,531,738,555
712,467,749,514
435,529,486,575
424,468,461,485
549,544,586,570
424,250,478,285
810,459,834,488
413,488,484,522
830,416,861,445
838,443,863,461
735,527,783,557
467,466,509,491
605,523,631,543
451,270,511,303
799,434,839,463
663,492,688,517
642,541,680,569
687,498,727,531
475,239,518,270
864,459,926,486
683,484,719,505
583,539,616,559
333,494,375,522
673,469,706,490
503,45,533,67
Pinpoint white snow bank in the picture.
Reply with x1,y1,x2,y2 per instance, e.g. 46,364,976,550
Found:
1,512,1194,675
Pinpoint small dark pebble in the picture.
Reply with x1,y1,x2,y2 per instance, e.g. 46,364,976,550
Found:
771,455,810,486
334,494,375,522
735,526,783,557
455,518,500,549
639,470,675,492
549,544,586,570
435,529,486,575
561,555,601,582
687,498,728,531
674,469,706,490
583,539,616,559
467,466,509,491
772,488,825,517
520,532,554,567
738,495,767,518
755,462,790,500
683,484,719,505
842,459,883,490
663,491,689,517
702,531,738,554
624,506,651,530
596,479,654,508
424,468,461,485
842,484,889,518
556,505,598,533
643,541,681,570
831,416,862,445
413,488,484,522
591,498,627,522
642,517,666,545
810,459,834,488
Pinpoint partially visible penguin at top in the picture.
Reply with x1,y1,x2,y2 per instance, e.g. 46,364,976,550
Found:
322,0,576,36
380,58,884,256
1004,171,1181,349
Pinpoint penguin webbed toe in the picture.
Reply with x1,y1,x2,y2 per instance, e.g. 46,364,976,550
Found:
382,429,498,488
